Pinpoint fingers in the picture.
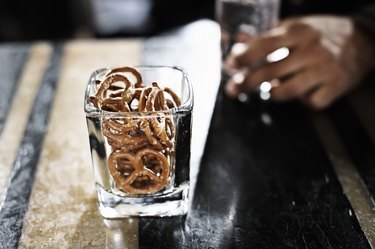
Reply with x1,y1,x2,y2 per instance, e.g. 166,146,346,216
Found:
224,21,322,98
237,45,313,92
302,66,350,110
225,70,248,98
270,45,336,100
271,60,349,110
223,17,358,109
271,68,322,101
233,22,320,68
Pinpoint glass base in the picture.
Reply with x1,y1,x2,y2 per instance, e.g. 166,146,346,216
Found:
96,183,189,218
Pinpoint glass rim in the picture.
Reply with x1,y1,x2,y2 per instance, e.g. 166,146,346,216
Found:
84,65,194,116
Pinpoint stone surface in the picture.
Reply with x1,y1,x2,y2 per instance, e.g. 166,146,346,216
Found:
0,20,375,249
18,40,141,248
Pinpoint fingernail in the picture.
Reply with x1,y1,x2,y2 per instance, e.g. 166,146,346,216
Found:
231,43,247,55
232,72,245,84
225,81,239,98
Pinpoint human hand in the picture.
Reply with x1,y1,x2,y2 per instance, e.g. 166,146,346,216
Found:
224,16,375,109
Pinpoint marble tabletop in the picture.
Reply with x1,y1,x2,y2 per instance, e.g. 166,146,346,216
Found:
0,20,375,249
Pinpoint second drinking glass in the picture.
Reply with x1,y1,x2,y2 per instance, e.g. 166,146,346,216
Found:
216,0,281,101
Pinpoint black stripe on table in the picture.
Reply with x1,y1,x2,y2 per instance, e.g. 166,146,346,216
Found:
0,43,64,249
328,98,375,205
139,85,370,249
0,44,30,136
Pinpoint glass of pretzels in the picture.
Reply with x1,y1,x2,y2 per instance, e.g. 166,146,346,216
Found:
85,66,193,199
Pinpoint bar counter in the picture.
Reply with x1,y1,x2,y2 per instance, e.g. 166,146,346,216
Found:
0,20,375,249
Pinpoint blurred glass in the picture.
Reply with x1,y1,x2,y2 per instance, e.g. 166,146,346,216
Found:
216,0,280,59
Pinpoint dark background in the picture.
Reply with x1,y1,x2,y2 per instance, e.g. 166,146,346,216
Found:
0,0,373,41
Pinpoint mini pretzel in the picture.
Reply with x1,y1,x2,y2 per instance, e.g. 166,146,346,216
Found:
149,115,173,148
140,83,176,148
104,117,139,134
106,66,143,88
108,152,138,188
145,87,161,111
164,87,181,108
108,148,170,194
140,119,163,149
91,74,133,111
103,117,148,152
138,86,153,112
101,98,130,112
129,89,143,111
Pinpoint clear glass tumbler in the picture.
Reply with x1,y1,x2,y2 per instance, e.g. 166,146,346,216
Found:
84,66,193,218
216,0,280,59
216,0,281,101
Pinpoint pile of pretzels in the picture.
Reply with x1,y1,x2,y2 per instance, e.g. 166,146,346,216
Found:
89,67,181,195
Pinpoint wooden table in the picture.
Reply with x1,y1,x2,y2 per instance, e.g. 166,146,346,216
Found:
1,20,375,249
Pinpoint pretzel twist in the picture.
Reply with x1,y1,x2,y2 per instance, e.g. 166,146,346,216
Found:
108,148,170,194
106,66,143,88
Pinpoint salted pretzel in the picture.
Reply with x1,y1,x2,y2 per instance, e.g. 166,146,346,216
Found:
90,74,133,111
108,148,170,194
163,87,181,108
106,66,143,88
89,66,181,194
